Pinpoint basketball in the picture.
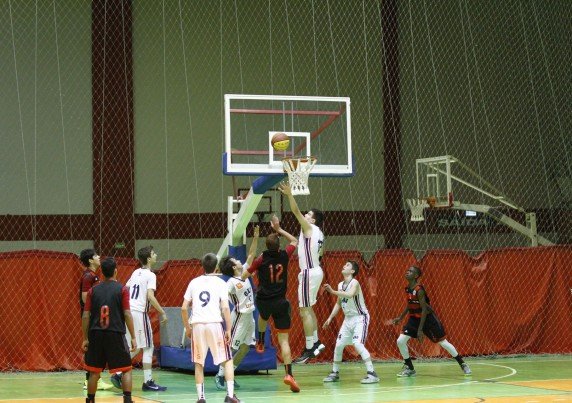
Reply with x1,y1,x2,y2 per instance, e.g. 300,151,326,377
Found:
271,132,290,151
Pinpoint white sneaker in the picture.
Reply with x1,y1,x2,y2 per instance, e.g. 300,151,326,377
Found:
461,363,472,376
323,371,340,382
361,371,380,384
397,365,416,377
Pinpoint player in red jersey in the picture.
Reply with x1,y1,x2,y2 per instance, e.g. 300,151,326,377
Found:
391,266,471,377
242,217,300,393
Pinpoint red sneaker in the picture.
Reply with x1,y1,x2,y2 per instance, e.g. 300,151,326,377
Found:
255,340,265,353
283,374,300,393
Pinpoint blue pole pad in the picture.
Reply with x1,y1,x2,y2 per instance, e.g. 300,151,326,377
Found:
252,175,285,194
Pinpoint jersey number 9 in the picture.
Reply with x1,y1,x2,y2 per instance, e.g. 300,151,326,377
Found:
199,291,211,307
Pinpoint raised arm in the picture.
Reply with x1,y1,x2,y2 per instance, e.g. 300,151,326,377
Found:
278,182,312,236
245,226,260,267
271,214,298,246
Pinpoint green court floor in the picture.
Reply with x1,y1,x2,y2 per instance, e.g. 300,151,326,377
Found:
0,355,570,402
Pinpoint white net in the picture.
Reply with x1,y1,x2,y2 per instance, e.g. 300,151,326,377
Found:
283,157,317,196
407,198,429,222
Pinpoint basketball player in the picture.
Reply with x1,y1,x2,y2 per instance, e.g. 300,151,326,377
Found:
391,266,471,377
242,217,301,393
110,246,168,391
181,253,241,403
82,257,136,403
278,182,325,364
322,261,379,384
79,249,113,391
214,247,258,391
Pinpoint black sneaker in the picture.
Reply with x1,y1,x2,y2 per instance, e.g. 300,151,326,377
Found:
142,379,167,391
224,395,241,403
293,348,314,364
110,373,122,389
312,340,325,357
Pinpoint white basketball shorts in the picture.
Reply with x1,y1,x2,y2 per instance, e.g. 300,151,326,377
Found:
191,322,232,366
298,266,324,307
230,311,255,350
336,314,370,346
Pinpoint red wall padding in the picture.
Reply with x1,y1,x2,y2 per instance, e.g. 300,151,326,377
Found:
0,246,570,371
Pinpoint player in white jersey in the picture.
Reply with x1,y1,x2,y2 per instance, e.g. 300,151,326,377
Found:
278,182,325,364
214,247,257,391
181,253,241,403
111,246,168,392
322,261,379,384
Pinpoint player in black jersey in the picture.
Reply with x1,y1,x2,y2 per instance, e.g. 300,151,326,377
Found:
82,258,137,403
391,266,471,377
243,217,300,393
78,249,112,391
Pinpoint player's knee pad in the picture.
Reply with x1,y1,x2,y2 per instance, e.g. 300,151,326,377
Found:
438,339,458,357
142,346,153,364
352,342,371,361
397,334,410,346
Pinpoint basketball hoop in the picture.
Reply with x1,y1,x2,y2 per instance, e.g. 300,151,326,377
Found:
407,198,430,222
283,156,317,195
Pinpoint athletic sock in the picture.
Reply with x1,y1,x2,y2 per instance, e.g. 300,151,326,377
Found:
143,369,152,382
196,383,204,399
87,394,95,403
284,364,292,376
365,359,374,372
454,354,465,365
305,336,314,350
258,331,265,342
226,380,234,397
405,358,414,370
123,391,132,403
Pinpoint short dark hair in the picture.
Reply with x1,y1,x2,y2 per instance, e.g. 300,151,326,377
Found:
101,257,116,278
265,233,280,251
219,256,236,277
347,260,360,277
137,246,154,266
310,208,324,227
79,249,96,267
412,266,422,278
202,253,218,273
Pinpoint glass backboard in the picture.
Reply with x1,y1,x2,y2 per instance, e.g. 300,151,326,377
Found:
223,94,353,177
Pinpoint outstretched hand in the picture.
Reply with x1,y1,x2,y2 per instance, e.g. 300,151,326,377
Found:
278,182,292,196
271,215,280,231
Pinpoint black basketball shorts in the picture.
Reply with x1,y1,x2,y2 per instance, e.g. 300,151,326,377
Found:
256,297,291,331
84,330,132,373
403,314,446,343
